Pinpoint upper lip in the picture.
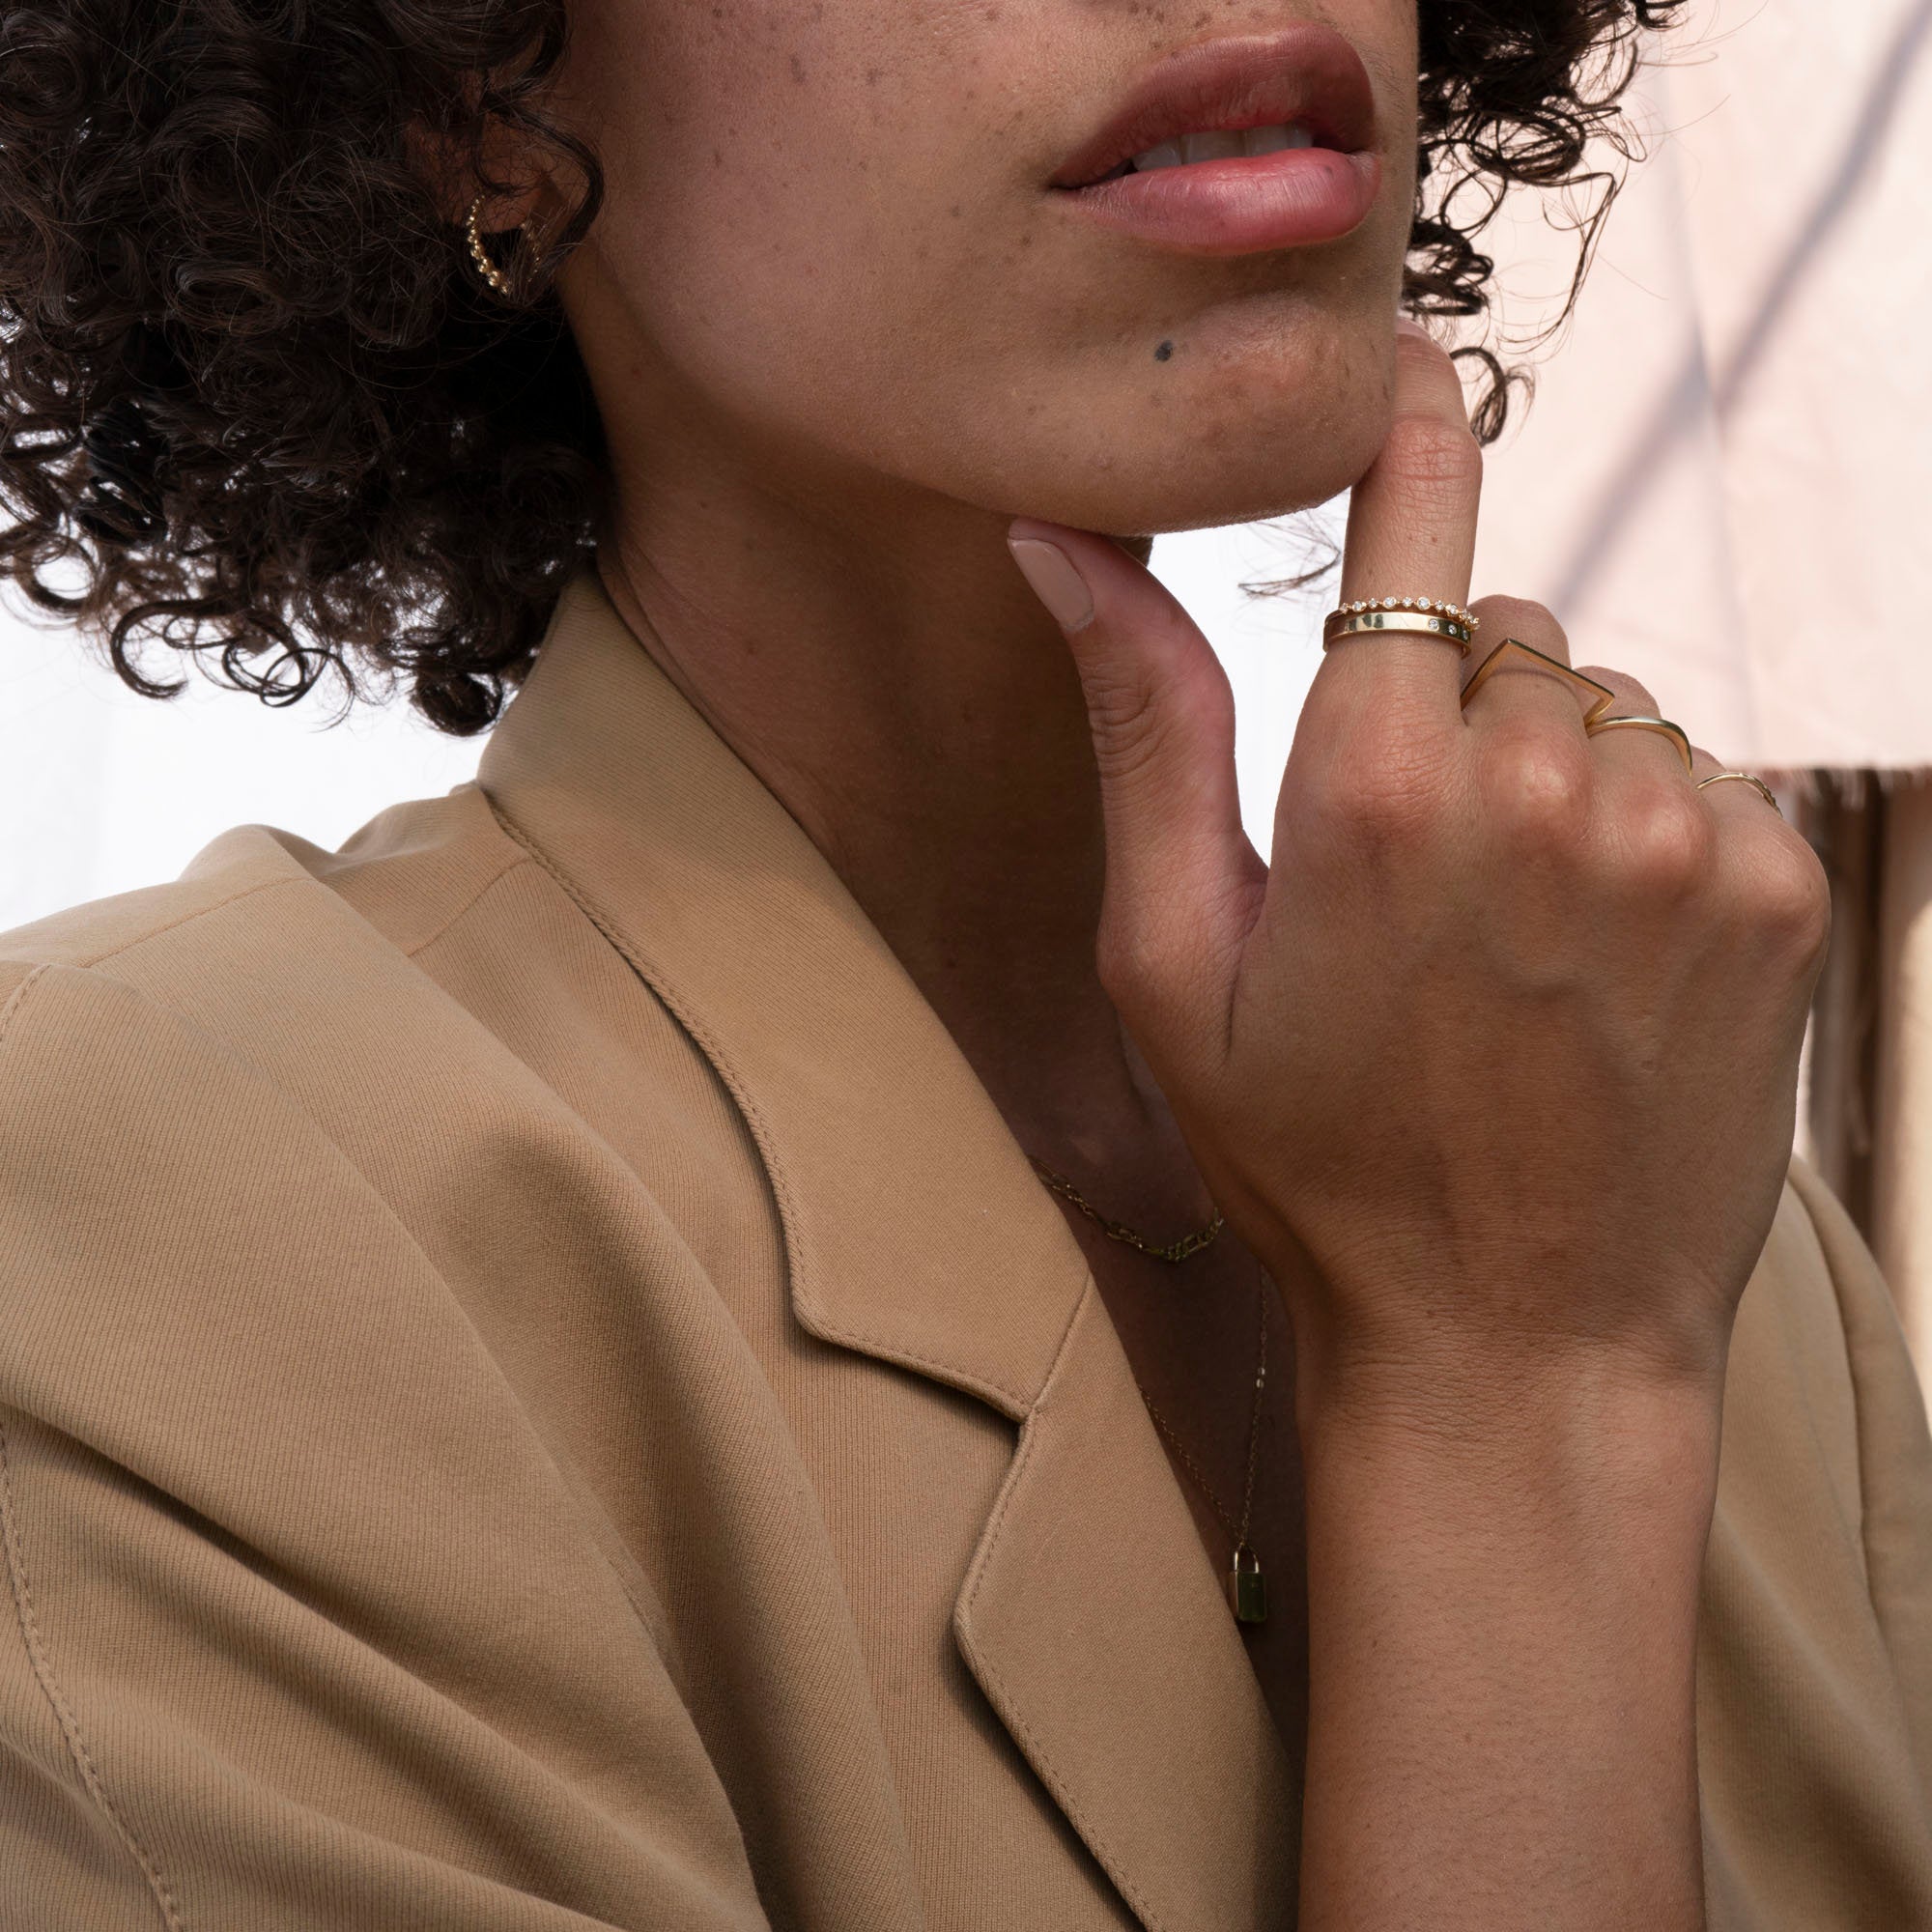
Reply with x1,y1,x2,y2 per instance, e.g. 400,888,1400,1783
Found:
1048,25,1379,189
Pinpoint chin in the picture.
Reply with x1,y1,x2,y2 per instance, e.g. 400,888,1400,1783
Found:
1009,315,1397,542
1038,407,1390,543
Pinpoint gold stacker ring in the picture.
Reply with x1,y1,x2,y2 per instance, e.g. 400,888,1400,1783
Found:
1696,772,1783,815
1583,713,1696,778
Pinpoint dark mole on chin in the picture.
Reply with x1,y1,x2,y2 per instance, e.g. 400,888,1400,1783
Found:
1153,340,1175,361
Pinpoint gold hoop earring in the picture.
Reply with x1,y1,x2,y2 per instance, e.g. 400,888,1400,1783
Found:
464,191,527,300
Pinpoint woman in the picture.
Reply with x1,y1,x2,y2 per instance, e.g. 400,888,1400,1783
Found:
0,0,1926,1926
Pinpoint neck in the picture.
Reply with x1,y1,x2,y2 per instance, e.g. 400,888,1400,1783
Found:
588,432,1180,1191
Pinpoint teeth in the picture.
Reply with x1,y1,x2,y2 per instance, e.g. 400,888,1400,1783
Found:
1180,128,1245,165
1253,123,1319,154
1130,123,1318,171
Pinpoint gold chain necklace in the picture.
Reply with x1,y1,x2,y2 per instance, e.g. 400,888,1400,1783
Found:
1025,1152,1269,1625
1027,1153,1226,1263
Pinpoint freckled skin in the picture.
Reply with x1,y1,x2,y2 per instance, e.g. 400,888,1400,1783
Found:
545,0,1419,538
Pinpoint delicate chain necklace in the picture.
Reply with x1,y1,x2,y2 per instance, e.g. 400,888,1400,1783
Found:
1025,1152,1269,1625
1139,1271,1269,1624
1026,1154,1226,1262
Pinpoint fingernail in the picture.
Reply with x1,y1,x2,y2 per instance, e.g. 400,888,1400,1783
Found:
1008,537,1095,633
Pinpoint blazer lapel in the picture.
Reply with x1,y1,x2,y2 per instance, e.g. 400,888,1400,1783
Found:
956,1276,1301,1928
474,566,1299,1931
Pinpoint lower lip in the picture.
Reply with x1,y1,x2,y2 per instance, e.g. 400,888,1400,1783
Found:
1053,146,1381,255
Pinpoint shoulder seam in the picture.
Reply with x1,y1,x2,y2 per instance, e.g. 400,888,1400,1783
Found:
10,873,307,976
402,851,533,961
0,1413,187,1930
0,962,48,1052
78,874,301,972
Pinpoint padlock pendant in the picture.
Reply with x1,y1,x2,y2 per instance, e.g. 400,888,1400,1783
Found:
1228,1545,1267,1624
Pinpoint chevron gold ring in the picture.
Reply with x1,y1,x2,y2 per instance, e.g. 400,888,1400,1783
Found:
1458,638,1617,724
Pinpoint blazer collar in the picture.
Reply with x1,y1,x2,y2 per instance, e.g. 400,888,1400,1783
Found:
475,565,1297,1930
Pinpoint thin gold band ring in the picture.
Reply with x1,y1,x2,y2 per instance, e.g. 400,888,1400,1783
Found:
1696,772,1783,816
1582,713,1696,777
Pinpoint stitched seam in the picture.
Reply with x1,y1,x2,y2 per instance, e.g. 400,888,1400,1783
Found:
0,961,47,1048
478,792,1033,1419
401,852,534,961
954,1280,1165,1931
0,1414,187,1930
59,874,303,972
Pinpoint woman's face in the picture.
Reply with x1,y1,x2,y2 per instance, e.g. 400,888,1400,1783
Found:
552,1,1419,537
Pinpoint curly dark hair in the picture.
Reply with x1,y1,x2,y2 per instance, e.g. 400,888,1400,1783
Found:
0,0,1678,735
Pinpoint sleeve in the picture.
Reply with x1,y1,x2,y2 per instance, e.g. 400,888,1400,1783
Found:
0,958,773,1932
1786,1155,1932,1802
1695,1156,1932,1930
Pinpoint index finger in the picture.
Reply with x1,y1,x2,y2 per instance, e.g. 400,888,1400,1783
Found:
1319,323,1484,718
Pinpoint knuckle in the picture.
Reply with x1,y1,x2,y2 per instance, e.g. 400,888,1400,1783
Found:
1315,733,1447,851
1094,914,1193,1019
1743,836,1833,964
1478,725,1593,853
1081,668,1171,789
1092,917,1153,1002
1618,785,1717,896
1378,410,1485,499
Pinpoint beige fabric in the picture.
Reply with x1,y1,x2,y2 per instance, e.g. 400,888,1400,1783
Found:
1876,782,1932,1407
1,566,1930,1929
1800,774,1932,1422
1467,0,1932,773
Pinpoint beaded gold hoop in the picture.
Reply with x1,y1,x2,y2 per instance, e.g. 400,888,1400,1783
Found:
464,192,526,300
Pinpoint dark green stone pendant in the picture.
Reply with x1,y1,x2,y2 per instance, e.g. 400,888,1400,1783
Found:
1228,1545,1267,1625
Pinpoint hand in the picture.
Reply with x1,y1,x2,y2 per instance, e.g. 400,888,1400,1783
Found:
1007,326,1832,1423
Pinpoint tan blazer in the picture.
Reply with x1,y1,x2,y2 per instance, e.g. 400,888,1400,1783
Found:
3,566,1930,1932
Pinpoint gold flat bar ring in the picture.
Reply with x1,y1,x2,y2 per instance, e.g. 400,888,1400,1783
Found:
1321,610,1473,655
1696,771,1783,816
1583,713,1695,777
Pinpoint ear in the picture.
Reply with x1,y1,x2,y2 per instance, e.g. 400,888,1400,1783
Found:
403,112,564,239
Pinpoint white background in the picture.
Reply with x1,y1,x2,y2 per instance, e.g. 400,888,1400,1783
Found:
0,510,1348,938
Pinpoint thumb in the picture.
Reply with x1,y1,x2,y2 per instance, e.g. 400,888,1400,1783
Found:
1006,516,1263,1043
